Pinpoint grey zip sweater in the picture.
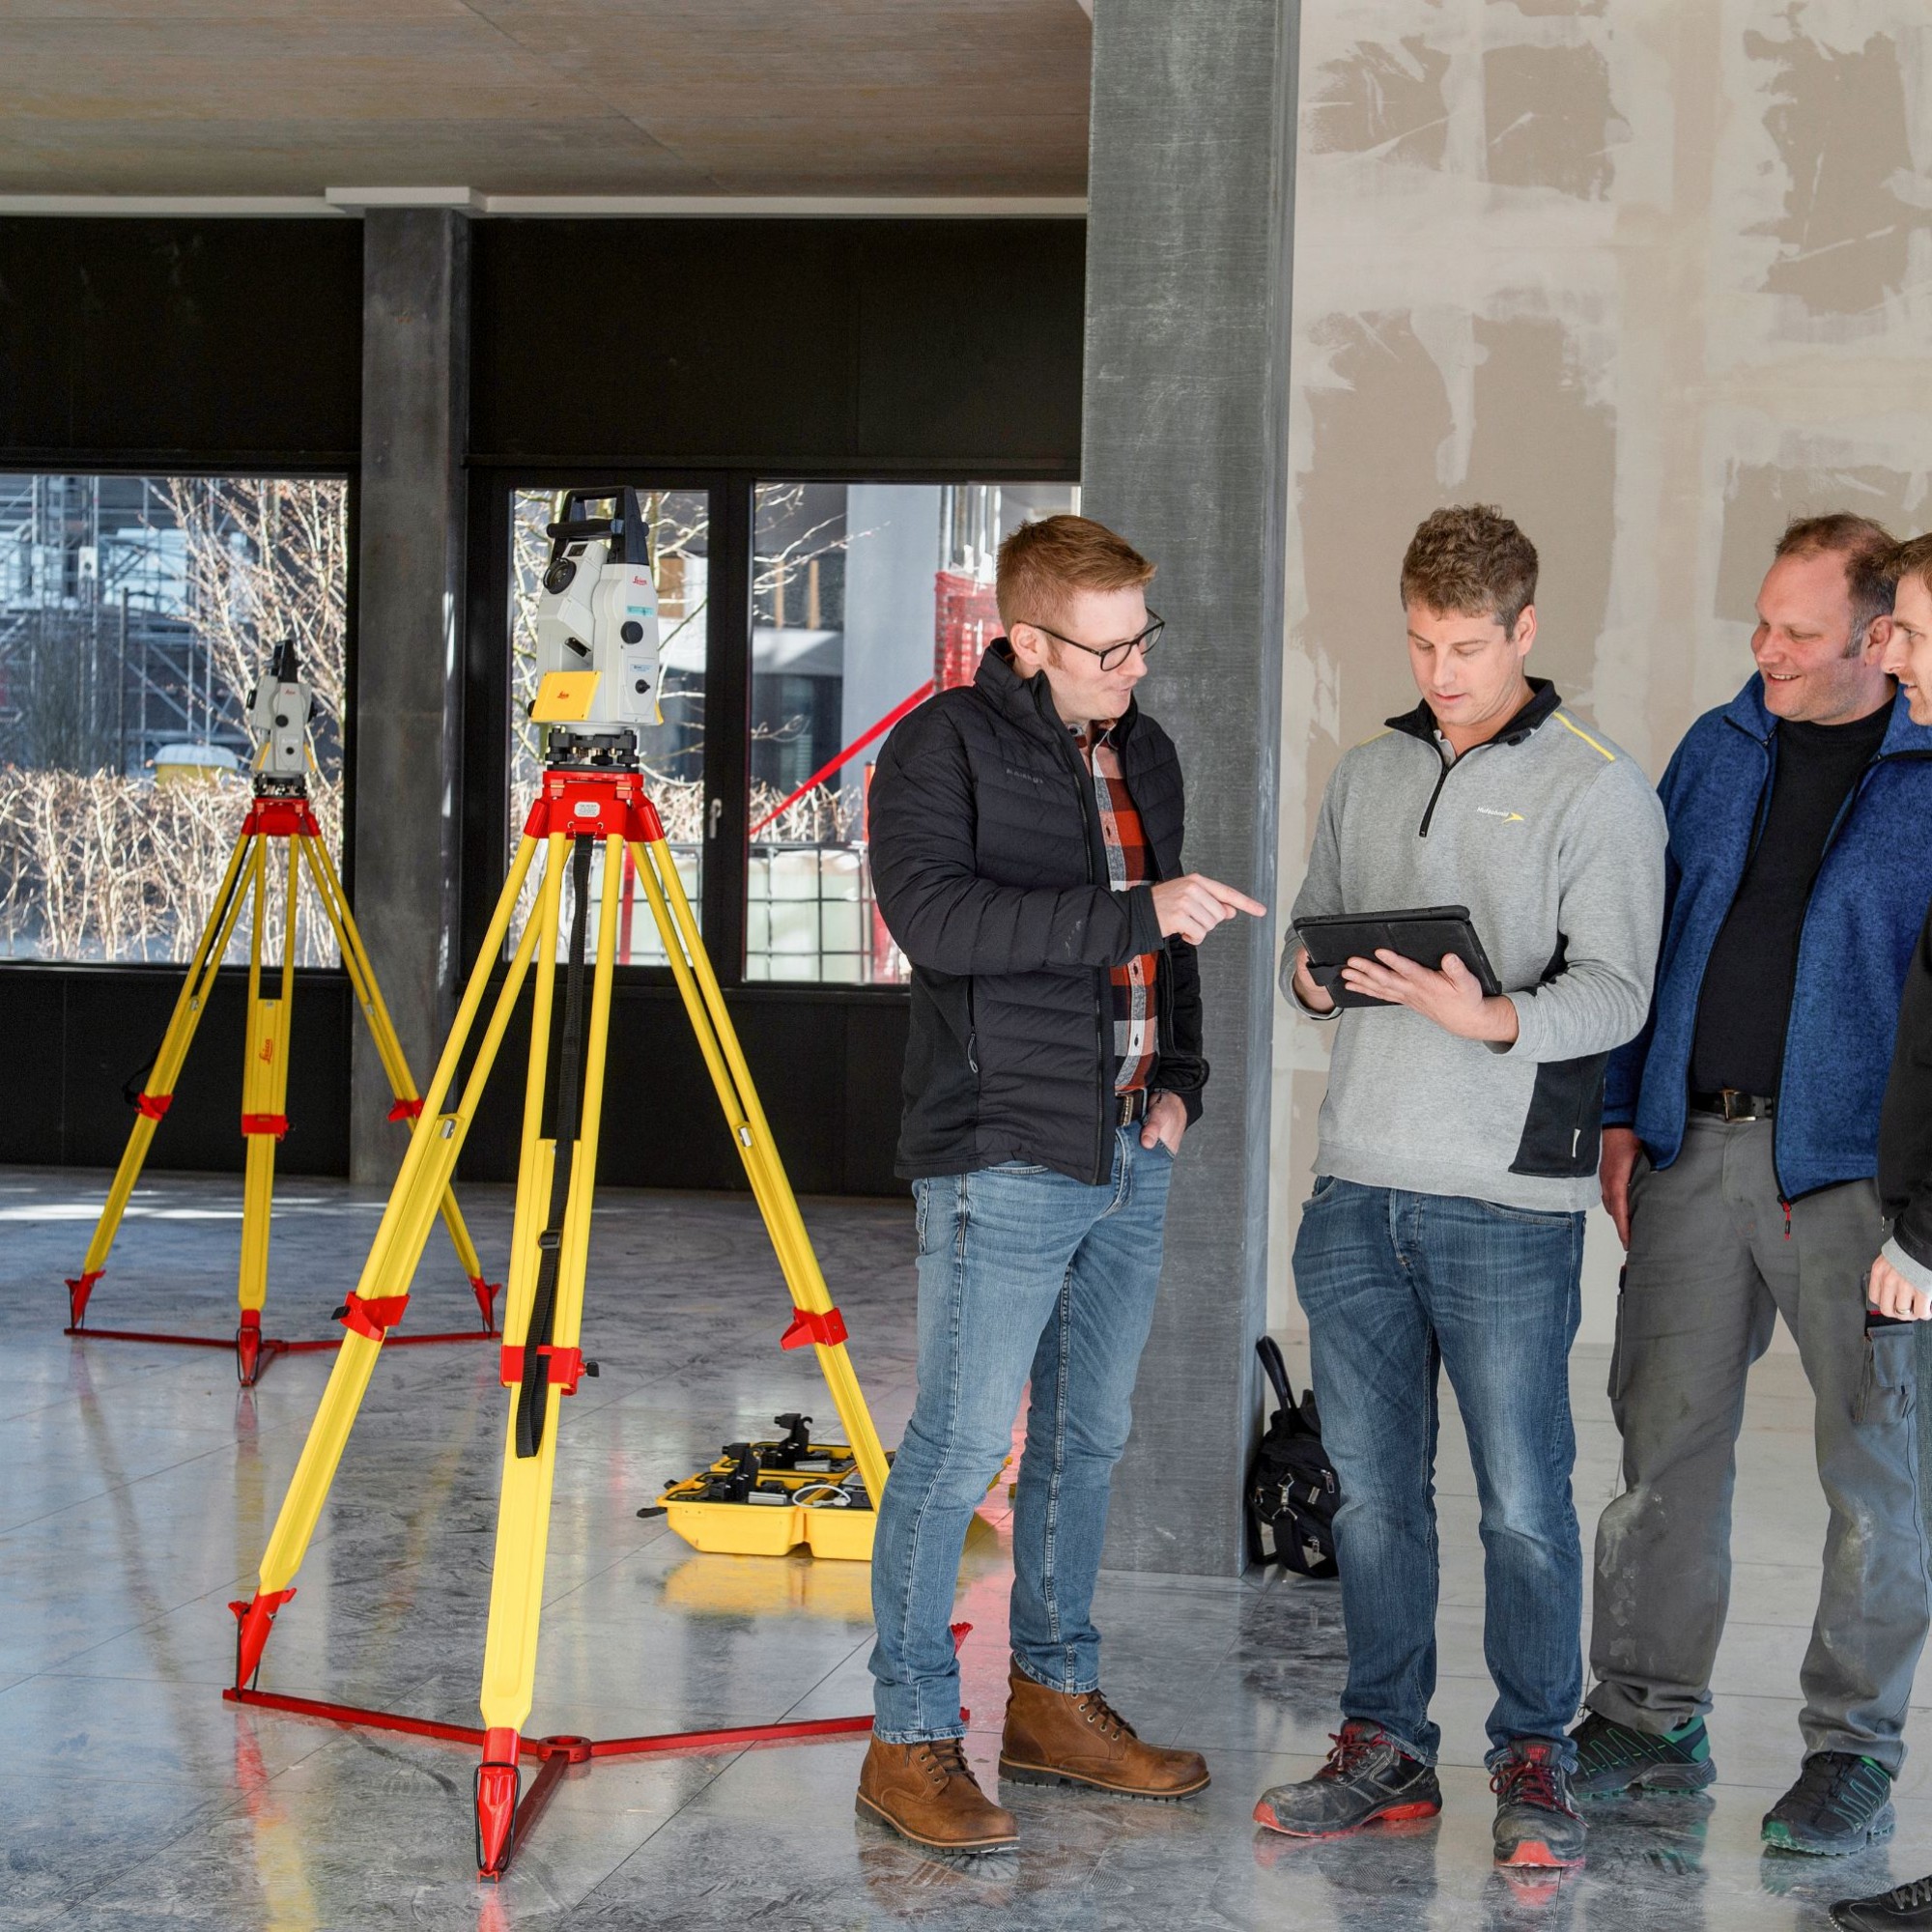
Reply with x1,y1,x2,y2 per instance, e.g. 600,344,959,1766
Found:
1284,679,1667,1212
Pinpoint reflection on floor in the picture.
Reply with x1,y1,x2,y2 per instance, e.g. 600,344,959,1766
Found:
1,1163,1928,1930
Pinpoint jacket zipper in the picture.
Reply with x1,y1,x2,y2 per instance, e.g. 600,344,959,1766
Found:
1417,746,1456,838
1053,714,1114,1186
1416,736,1505,837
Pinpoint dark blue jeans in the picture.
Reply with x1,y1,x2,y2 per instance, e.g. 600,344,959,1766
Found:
867,1129,1173,1742
1293,1178,1586,1768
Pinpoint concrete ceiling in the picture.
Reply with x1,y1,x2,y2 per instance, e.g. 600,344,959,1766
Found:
0,0,1093,201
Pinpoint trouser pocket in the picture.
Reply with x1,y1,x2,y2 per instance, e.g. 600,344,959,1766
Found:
1857,1321,1917,1428
1607,1265,1628,1409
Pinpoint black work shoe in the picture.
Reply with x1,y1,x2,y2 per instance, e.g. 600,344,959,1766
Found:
1569,1709,1717,1797
1491,1738,1586,1868
1762,1751,1895,1856
1252,1719,1442,1838
1833,1873,1932,1928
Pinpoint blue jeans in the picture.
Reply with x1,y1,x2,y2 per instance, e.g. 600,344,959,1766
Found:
1293,1179,1586,1769
868,1128,1174,1742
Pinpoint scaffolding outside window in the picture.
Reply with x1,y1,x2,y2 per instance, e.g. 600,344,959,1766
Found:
0,473,349,965
506,487,708,966
747,480,1079,985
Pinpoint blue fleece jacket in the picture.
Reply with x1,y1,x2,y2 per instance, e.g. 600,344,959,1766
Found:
1605,675,1932,1200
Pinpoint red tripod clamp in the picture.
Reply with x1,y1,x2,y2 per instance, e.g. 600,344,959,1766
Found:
336,1292,410,1341
781,1306,848,1350
498,1344,591,1394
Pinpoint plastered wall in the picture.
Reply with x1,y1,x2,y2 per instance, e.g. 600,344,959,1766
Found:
1271,1,1932,1344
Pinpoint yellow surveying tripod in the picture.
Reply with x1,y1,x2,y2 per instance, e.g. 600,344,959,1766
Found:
225,752,891,1879
66,643,497,1385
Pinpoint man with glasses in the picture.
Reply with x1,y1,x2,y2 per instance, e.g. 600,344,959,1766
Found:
858,513,1264,1852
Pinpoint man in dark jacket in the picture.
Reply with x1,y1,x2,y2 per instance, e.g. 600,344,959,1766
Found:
1832,531,1932,1932
1574,515,1932,1859
853,513,1264,1853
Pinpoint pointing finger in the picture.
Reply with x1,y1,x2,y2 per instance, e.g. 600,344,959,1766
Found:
1204,881,1267,917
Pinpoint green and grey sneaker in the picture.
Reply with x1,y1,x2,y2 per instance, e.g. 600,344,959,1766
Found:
1569,1710,1716,1797
1252,1719,1442,1839
1763,1752,1894,1856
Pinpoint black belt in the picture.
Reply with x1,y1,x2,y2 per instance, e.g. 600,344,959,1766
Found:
1690,1089,1776,1122
1115,1088,1152,1126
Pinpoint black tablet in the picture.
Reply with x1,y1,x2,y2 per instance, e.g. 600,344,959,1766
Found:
1293,905,1503,1010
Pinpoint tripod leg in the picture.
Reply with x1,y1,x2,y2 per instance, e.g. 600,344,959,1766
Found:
629,836,892,1509
67,829,257,1327
230,838,547,1690
235,840,298,1383
476,835,622,1879
298,834,500,1329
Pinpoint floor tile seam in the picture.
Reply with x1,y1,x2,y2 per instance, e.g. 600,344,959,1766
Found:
12,1558,335,1675
0,1437,255,1542
767,1627,877,1729
6,1368,243,1425
551,1747,767,1904
2,1783,256,1921
534,1535,677,1611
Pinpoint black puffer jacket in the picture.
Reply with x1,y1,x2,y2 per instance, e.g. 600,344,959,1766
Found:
869,643,1207,1184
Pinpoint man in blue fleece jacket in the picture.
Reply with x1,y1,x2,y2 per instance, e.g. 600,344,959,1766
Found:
1574,515,1932,1859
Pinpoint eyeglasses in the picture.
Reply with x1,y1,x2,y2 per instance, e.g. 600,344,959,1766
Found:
1019,611,1165,672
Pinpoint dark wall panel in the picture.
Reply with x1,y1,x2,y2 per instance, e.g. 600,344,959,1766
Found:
455,981,909,1198
0,969,352,1175
469,218,1084,470
0,218,363,466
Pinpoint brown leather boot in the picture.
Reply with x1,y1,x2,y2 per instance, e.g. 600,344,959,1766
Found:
856,1735,1019,1852
999,1664,1210,1798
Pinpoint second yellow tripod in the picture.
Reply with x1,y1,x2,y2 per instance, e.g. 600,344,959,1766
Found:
225,756,891,1878
65,784,499,1383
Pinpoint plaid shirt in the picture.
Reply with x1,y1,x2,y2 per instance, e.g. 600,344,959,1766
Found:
1075,721,1161,1094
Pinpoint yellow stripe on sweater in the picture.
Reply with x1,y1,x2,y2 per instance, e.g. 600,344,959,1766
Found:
1554,712,1615,761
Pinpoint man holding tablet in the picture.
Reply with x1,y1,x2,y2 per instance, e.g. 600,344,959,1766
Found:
1255,504,1665,1870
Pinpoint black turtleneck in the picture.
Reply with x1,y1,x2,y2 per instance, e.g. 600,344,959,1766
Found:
1690,705,1891,1097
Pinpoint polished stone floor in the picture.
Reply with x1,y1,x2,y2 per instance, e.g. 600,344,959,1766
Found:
3,1163,1931,1930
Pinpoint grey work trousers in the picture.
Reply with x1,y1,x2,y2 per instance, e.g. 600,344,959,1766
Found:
1587,1114,1930,1772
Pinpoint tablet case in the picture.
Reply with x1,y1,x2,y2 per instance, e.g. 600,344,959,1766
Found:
1293,904,1503,1010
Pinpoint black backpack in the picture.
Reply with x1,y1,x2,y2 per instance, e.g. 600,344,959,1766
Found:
1247,1336,1341,1578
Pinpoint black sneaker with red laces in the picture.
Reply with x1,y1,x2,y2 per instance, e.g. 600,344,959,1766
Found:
1491,1738,1587,1869
1252,1719,1442,1838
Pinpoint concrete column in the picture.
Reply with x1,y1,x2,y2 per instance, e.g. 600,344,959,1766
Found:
349,208,469,1183
1085,3,1299,1575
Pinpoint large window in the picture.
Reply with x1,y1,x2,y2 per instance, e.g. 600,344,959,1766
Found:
0,473,348,964
747,481,1077,983
507,486,708,965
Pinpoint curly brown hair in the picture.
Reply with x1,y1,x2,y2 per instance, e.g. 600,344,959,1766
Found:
1400,505,1539,636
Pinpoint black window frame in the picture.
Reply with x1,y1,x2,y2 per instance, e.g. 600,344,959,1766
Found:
0,457,360,979
460,464,1077,996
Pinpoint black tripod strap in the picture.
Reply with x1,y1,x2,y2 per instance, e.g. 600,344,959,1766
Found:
516,836,594,1460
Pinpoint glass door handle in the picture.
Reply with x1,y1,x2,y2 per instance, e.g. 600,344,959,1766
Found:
707,797,724,840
